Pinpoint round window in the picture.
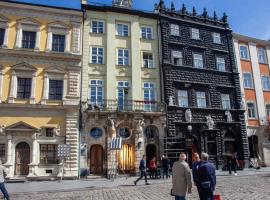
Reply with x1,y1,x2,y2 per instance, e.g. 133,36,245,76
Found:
118,128,131,139
90,128,103,138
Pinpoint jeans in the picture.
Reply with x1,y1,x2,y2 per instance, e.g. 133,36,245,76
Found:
163,167,169,179
175,196,186,200
198,188,214,200
0,182,9,200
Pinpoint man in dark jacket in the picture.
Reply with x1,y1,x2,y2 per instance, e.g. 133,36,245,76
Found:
134,155,149,185
196,153,216,200
192,153,201,186
161,155,170,179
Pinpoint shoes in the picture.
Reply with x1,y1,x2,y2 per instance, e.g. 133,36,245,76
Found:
145,182,150,185
134,181,137,186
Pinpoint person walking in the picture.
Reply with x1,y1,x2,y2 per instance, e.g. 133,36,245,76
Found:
134,155,149,185
192,153,201,186
149,157,157,179
0,160,9,200
227,153,238,175
196,153,216,200
171,153,192,200
161,155,170,179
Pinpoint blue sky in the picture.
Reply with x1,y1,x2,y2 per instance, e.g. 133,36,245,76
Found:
11,0,270,40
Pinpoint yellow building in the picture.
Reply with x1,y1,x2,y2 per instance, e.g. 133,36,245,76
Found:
0,1,82,179
81,1,165,175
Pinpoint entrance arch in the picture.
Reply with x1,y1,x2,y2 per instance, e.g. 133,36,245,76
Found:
15,142,30,176
117,144,134,173
90,145,103,175
146,144,157,167
186,135,199,166
224,132,237,154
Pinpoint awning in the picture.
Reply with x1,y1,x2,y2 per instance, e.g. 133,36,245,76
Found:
110,137,122,150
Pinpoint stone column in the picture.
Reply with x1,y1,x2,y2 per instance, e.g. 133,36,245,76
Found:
2,26,9,48
8,71,17,103
4,134,13,178
64,30,71,53
46,30,52,51
71,22,81,54
34,29,41,51
28,133,39,177
41,73,49,105
30,72,36,104
0,68,3,103
15,24,22,49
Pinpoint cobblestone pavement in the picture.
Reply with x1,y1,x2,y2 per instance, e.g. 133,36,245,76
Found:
9,174,270,200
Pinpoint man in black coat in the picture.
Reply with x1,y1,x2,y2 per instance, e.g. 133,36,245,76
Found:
196,153,216,200
134,155,149,185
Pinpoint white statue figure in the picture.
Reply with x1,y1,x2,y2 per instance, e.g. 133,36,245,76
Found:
185,109,192,122
225,111,233,123
206,115,215,130
136,119,145,135
0,125,6,135
107,117,116,137
169,96,174,106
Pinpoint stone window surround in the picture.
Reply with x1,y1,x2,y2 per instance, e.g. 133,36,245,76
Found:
41,67,67,105
140,25,153,39
246,101,257,119
141,51,154,68
15,19,41,51
46,23,71,53
90,46,104,64
90,19,105,34
0,15,9,48
8,64,37,104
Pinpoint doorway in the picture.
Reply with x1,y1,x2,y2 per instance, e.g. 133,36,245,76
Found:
15,142,30,176
186,136,199,166
117,144,134,173
146,144,157,168
90,145,103,175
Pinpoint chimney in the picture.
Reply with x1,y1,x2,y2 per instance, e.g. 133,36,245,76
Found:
112,0,133,9
82,0,87,5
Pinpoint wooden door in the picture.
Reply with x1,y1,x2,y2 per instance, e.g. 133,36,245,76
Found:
15,142,30,176
90,145,103,175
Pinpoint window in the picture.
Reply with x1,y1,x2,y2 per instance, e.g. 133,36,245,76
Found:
117,49,129,66
178,90,188,107
216,57,226,71
90,128,103,138
117,24,129,37
141,26,152,39
193,53,204,69
258,48,267,64
52,34,65,52
144,126,157,139
91,47,104,64
0,144,5,163
89,80,103,105
170,24,179,36
17,78,32,99
172,51,183,66
91,20,104,34
143,82,155,111
243,73,253,88
266,104,270,117
247,102,256,119
191,28,200,40
40,144,58,164
196,91,206,108
117,81,129,111
45,128,54,137
239,45,250,60
213,32,221,44
221,94,231,109
0,28,4,46
22,31,36,49
49,80,63,100
261,76,270,90
142,52,153,68
118,128,130,138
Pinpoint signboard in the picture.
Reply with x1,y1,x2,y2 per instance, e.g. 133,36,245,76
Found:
110,137,122,150
57,144,71,158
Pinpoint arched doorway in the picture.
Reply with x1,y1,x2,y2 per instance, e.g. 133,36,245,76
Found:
90,145,103,175
186,135,199,166
15,142,30,176
117,144,134,173
146,144,157,167
224,132,237,154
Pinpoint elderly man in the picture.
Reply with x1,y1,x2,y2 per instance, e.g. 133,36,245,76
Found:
171,153,192,200
0,160,9,200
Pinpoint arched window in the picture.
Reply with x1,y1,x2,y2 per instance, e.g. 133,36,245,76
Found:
144,126,158,139
90,128,103,138
118,128,130,138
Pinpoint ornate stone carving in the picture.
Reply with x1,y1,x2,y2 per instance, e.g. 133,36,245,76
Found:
206,115,215,130
135,119,145,135
169,96,174,106
54,126,61,136
0,125,6,135
225,111,233,123
107,117,116,137
185,109,192,122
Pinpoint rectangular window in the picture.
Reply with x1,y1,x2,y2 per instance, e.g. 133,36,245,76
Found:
213,32,221,44
240,45,250,60
191,28,200,40
216,57,226,71
52,34,65,52
141,27,153,39
172,51,183,66
22,31,36,49
221,94,231,109
196,91,206,108
261,76,270,90
117,81,129,111
91,47,104,64
258,48,267,64
91,20,104,34
170,24,179,36
193,53,204,69
0,28,4,46
17,78,32,99
142,52,153,68
143,82,155,111
49,80,63,100
117,24,129,37
266,104,270,117
89,80,103,106
178,90,188,107
40,144,58,164
243,73,253,88
45,128,54,137
0,144,5,163
118,49,129,66
247,102,256,119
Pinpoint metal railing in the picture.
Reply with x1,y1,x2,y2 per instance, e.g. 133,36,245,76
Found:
87,99,164,112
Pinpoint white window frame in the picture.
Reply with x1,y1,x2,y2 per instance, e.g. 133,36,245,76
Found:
142,52,154,68
239,44,250,60
196,91,207,108
117,48,129,66
170,24,179,36
243,72,254,89
247,102,257,119
90,20,105,34
141,26,153,39
0,15,9,48
216,57,226,71
89,79,103,105
191,28,200,40
193,53,204,69
116,23,129,37
90,46,104,64
143,82,156,111
265,103,270,117
178,90,189,107
261,75,270,91
221,94,231,109
213,32,221,44
172,50,183,66
257,47,268,64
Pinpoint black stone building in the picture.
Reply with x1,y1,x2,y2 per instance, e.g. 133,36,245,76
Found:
156,1,249,167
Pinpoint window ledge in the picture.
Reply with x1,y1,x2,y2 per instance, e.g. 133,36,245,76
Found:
259,62,268,65
116,65,130,67
89,32,106,35
240,58,251,62
244,87,255,90
142,67,156,69
140,38,154,41
116,35,130,38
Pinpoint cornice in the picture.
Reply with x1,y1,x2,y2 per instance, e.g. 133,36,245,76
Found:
0,102,78,109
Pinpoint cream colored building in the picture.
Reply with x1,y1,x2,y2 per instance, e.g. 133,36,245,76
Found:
0,1,82,179
81,1,165,175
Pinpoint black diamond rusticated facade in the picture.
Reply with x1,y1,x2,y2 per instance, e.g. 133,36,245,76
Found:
156,1,249,167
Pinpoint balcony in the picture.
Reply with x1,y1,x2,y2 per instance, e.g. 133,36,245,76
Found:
87,99,164,113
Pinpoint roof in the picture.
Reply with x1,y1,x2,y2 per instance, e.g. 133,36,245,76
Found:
233,33,270,46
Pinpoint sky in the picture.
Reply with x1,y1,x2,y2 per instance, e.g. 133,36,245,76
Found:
10,0,270,40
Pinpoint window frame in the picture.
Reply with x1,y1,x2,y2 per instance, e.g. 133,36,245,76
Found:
266,103,270,117
171,50,183,66
170,24,180,36
91,20,105,34
116,23,129,37
51,34,65,52
261,75,270,91
177,90,189,107
0,28,5,46
40,144,59,165
196,91,207,108
216,57,226,72
221,93,231,109
239,44,250,60
142,52,154,68
21,30,36,49
89,79,104,106
257,47,268,64
212,32,221,44
90,46,104,64
16,77,32,99
117,48,130,66
143,82,156,111
191,28,200,40
243,72,254,89
48,79,64,101
193,53,204,69
246,102,257,119
141,26,153,40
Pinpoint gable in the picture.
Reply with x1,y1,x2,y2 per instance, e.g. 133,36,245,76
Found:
5,121,38,131
11,62,36,72
45,66,66,74
17,17,41,26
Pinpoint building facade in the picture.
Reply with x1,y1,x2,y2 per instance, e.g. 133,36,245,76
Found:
0,1,82,179
81,1,165,175
156,1,249,167
233,33,270,166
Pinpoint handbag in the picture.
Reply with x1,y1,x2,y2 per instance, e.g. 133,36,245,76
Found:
214,193,221,200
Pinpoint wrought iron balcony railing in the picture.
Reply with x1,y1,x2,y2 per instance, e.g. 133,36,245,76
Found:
87,99,165,112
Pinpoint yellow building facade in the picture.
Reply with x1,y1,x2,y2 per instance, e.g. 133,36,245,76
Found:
0,1,82,179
